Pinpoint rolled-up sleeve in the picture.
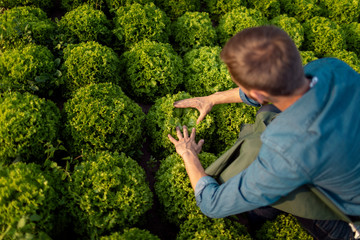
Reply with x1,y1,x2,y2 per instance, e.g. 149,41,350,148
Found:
239,88,261,107
195,176,219,204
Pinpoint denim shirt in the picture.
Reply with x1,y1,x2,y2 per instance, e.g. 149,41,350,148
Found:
195,58,360,218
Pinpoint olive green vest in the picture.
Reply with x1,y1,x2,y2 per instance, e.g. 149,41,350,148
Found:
205,111,360,225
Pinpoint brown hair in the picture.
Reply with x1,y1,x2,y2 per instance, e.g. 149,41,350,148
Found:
220,25,304,96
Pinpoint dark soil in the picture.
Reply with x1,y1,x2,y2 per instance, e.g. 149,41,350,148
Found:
132,103,178,239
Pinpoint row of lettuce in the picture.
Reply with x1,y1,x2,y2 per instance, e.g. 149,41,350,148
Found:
0,2,359,101
0,87,311,239
1,0,359,239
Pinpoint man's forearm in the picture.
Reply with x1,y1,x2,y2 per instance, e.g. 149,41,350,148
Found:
208,87,242,105
181,152,208,191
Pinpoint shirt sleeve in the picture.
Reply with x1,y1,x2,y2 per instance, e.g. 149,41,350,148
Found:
239,88,261,107
194,144,310,218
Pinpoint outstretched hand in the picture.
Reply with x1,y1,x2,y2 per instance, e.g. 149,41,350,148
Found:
168,126,204,158
173,97,213,124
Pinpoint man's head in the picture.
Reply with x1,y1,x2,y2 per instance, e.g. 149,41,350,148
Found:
220,25,304,97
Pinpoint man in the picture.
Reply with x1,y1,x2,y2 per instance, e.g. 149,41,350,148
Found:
168,26,360,239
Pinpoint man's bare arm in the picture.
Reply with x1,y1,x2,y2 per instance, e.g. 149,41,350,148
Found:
173,88,243,124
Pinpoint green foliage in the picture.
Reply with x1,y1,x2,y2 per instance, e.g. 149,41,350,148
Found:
0,6,56,50
41,156,74,239
270,14,304,49
154,0,200,20
303,16,346,56
213,103,257,154
325,50,360,73
0,92,60,164
171,11,217,54
342,22,360,56
61,0,106,11
0,43,59,96
69,151,153,238
105,0,154,12
217,6,268,46
100,228,161,240
0,162,60,239
204,0,247,22
120,40,183,103
57,4,113,46
146,91,216,158
63,83,145,158
279,0,323,22
0,0,53,10
300,51,318,65
154,152,217,225
249,0,281,19
113,2,171,49
319,0,360,24
183,46,235,97
61,41,121,96
177,214,252,240
256,214,313,239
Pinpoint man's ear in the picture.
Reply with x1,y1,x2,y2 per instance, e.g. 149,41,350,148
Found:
248,89,270,104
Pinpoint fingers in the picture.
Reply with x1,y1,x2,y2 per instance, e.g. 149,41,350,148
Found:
169,126,190,142
167,133,177,144
182,126,189,139
198,139,205,149
190,127,196,140
176,126,183,139
196,112,207,124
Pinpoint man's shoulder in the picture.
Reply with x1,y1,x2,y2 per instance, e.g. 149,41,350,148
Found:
304,58,359,80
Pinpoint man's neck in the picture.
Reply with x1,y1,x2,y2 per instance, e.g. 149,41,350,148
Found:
272,78,311,112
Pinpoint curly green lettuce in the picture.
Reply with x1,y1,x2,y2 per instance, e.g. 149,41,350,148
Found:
213,103,258,154
300,51,318,65
0,6,56,50
342,22,360,56
217,6,267,46
0,43,57,96
113,2,171,49
146,91,216,158
183,46,235,97
270,14,304,49
155,152,217,225
100,228,160,240
0,0,53,10
0,162,60,239
279,0,323,23
154,0,200,20
57,4,113,46
120,40,184,103
177,214,252,240
256,214,313,239
61,41,122,96
70,151,153,238
171,11,217,54
249,0,281,19
325,50,360,73
204,0,247,22
63,83,145,158
303,16,346,56
0,91,60,164
318,0,360,24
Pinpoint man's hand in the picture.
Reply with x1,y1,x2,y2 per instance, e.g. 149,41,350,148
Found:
168,126,207,191
168,126,204,158
173,97,214,124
